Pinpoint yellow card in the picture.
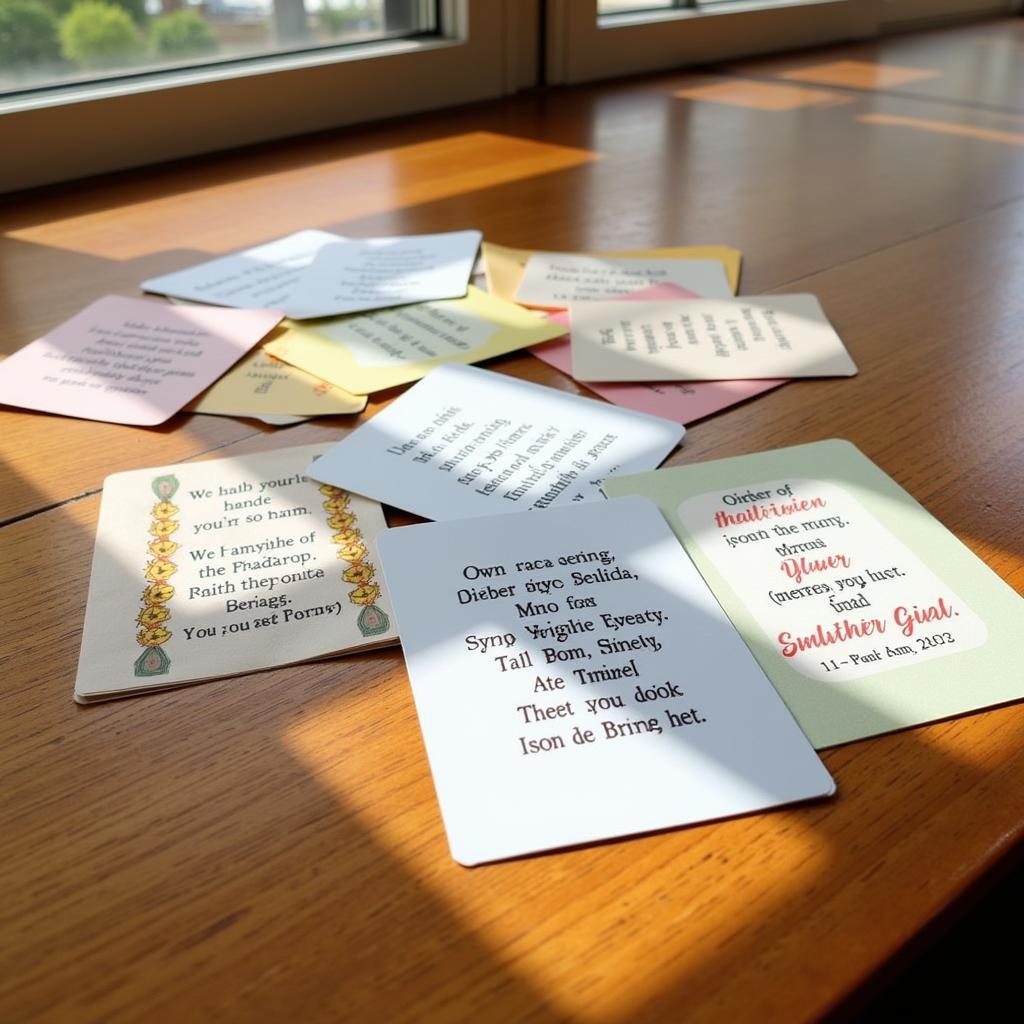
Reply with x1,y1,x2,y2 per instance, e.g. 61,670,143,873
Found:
482,242,743,302
264,286,567,395
188,342,366,417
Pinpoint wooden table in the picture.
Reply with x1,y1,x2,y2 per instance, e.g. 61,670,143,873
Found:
3,17,1024,1022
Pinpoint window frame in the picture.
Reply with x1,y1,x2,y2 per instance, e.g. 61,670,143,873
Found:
0,0,539,193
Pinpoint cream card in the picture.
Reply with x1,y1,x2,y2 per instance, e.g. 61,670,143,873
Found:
75,443,397,703
483,242,743,303
570,294,857,381
305,364,684,521
265,286,566,394
141,229,345,308
378,496,835,865
0,295,282,426
514,254,733,309
604,441,1024,748
282,230,482,320
189,344,366,417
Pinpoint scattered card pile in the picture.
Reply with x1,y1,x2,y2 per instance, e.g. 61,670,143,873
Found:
7,221,1021,865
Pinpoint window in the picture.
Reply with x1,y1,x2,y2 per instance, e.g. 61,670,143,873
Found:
0,0,536,191
1,0,438,97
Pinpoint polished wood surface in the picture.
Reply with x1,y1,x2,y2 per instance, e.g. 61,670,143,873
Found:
3,18,1024,1023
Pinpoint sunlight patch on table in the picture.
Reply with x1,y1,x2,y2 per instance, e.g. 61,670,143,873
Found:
674,80,853,112
778,61,940,90
6,133,599,261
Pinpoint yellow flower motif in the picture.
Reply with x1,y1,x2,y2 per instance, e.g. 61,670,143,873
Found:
148,539,179,558
348,584,380,606
336,542,366,562
144,583,175,604
145,560,178,581
319,483,346,497
332,529,360,546
343,563,374,585
152,501,178,518
137,605,170,627
137,625,172,647
322,496,350,512
326,512,354,530
149,519,179,538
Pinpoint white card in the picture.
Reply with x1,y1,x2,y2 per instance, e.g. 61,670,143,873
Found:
514,254,733,308
570,294,857,381
141,229,345,308
305,363,684,521
378,496,835,865
282,230,482,320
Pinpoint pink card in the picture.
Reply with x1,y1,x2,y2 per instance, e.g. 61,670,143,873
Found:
0,296,283,426
529,283,786,425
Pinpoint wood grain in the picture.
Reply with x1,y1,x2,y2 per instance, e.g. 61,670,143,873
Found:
3,17,1024,1023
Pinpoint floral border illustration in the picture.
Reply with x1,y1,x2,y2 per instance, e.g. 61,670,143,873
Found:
319,484,391,637
134,474,180,676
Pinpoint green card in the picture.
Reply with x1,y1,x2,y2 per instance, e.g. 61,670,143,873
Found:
604,439,1024,748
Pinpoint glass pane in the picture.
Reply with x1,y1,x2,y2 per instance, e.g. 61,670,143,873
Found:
0,0,436,96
